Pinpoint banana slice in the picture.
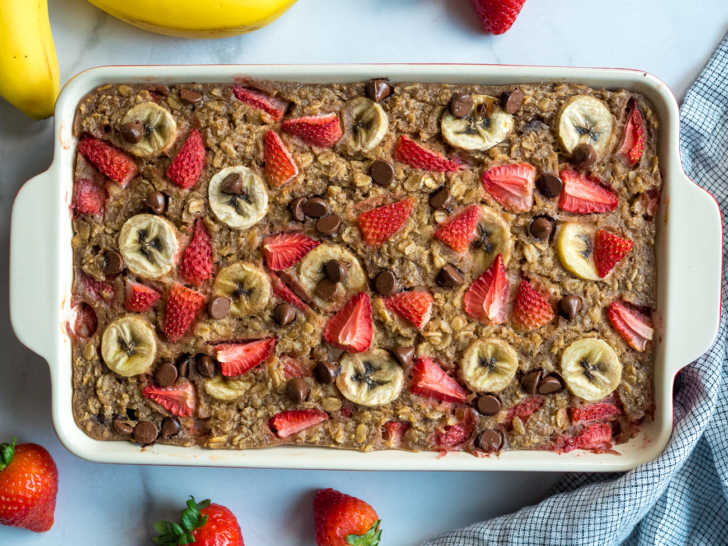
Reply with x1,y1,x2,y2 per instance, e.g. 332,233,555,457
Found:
213,262,271,317
460,338,518,393
204,376,251,401
441,94,513,151
342,97,388,152
118,213,179,279
472,206,513,272
101,315,157,377
208,166,268,230
557,95,615,157
120,102,178,158
561,338,622,401
556,223,599,281
297,243,367,311
336,350,404,407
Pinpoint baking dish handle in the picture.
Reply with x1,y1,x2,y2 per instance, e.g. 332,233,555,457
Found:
10,168,58,362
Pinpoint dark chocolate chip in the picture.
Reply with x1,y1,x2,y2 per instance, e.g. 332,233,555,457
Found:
273,302,296,326
314,278,338,301
289,196,307,222
374,270,398,296
476,394,502,416
536,173,563,198
316,213,341,235
392,346,415,366
195,354,217,378
476,429,504,452
303,197,329,218
449,93,473,118
501,88,524,114
221,173,244,195
529,216,554,241
286,377,310,403
538,373,564,395
366,78,392,102
521,369,543,395
179,88,203,104
429,186,452,210
436,264,464,288
558,295,582,321
324,259,347,283
314,361,339,384
120,121,143,144
208,296,231,320
101,249,124,276
126,407,138,420
154,362,178,388
370,160,395,187
160,417,180,439
571,143,597,170
146,190,167,214
112,418,134,435
133,421,158,445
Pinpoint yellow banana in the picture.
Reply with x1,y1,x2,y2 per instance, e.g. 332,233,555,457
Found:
87,0,298,39
0,0,59,119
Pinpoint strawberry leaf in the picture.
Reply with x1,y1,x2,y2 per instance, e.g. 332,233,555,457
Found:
153,496,211,545
0,437,16,471
346,520,382,546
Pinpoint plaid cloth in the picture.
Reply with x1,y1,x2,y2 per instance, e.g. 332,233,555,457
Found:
424,34,728,546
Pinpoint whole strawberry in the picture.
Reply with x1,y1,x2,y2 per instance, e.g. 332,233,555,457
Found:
154,496,244,546
314,488,381,546
0,438,58,533
471,0,526,34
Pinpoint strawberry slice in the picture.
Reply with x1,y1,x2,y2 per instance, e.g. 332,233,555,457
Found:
77,137,138,186
383,421,410,447
435,411,476,449
618,98,646,166
463,253,509,324
269,409,328,439
594,230,633,277
607,300,653,351
433,204,482,253
558,169,618,214
555,423,614,453
511,279,554,330
383,289,434,330
393,135,462,172
263,232,320,271
214,338,276,377
264,130,298,187
357,198,415,246
124,280,161,312
505,396,544,425
269,271,310,312
410,357,468,404
72,178,106,215
162,283,206,342
80,273,114,301
166,129,206,190
232,86,288,121
481,163,536,212
323,293,373,353
281,113,342,148
569,402,622,425
142,380,196,417
179,219,213,287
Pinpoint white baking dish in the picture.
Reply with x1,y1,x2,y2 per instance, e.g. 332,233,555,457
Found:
9,64,722,471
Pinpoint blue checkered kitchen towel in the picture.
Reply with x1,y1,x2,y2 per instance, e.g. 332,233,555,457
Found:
424,34,728,546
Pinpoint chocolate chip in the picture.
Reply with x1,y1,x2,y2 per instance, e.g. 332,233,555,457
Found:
314,361,339,384
449,93,473,118
146,190,167,214
273,302,296,326
529,216,554,241
286,377,310,403
314,278,338,301
195,354,217,378
558,295,582,320
289,197,307,222
521,369,543,395
176,354,190,378
316,213,341,235
179,88,203,104
324,259,347,283
303,197,329,218
571,143,597,170
221,173,244,195
101,249,124,276
208,296,231,320
149,84,169,96
429,186,452,210
112,418,133,435
160,417,180,440
436,264,464,288
370,160,394,187
538,373,564,395
366,78,392,102
392,346,415,366
374,270,398,296
133,421,158,445
501,88,524,114
154,362,178,388
476,394,502,416
536,173,563,198
476,429,504,452
120,121,143,144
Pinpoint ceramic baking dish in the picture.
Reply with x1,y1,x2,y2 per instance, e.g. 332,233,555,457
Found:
9,64,722,471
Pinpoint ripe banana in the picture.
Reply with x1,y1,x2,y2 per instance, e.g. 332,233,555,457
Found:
87,0,298,39
0,0,59,119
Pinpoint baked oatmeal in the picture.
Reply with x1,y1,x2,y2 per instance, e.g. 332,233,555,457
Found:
68,78,660,454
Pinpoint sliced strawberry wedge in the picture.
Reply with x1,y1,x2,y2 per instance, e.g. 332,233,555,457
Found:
179,218,213,287
263,232,320,271
393,135,462,172
607,300,653,351
511,280,554,330
481,163,536,212
214,338,276,377
323,292,373,353
383,421,411,447
232,86,288,121
463,253,509,324
435,411,476,449
80,273,114,301
618,98,646,166
166,129,206,190
72,178,106,215
594,230,633,277
269,409,328,439
142,380,196,417
558,169,618,214
410,357,468,404
281,113,342,148
162,283,206,342
433,204,482,253
124,280,161,312
555,423,614,453
264,130,298,187
384,289,434,330
505,396,544,425
570,402,622,425
357,198,415,246
269,271,310,312
78,137,138,186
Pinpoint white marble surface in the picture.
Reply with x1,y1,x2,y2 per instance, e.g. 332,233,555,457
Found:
0,1,725,544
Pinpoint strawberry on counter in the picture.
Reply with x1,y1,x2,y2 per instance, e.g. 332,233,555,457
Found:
153,496,244,546
314,488,382,546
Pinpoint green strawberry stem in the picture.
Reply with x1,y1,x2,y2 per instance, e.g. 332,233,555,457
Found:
0,437,16,472
153,496,211,545
346,520,382,546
